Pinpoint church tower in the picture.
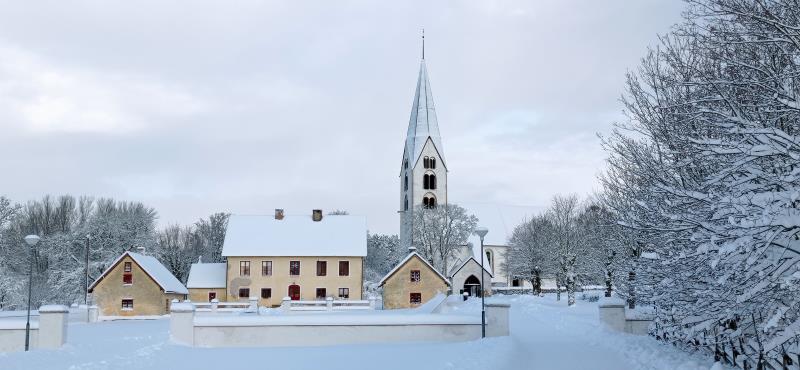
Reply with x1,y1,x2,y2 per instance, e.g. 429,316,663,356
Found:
399,35,448,248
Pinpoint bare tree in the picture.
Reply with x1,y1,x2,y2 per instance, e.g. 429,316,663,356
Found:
410,203,478,274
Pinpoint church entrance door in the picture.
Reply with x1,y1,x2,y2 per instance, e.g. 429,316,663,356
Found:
464,275,481,297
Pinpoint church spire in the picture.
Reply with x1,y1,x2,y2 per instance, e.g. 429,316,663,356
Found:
422,28,425,60
403,44,446,170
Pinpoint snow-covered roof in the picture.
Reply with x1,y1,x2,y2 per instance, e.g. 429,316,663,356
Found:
457,203,543,274
448,257,493,279
186,263,227,288
221,214,367,257
402,59,446,170
89,251,188,294
379,252,450,286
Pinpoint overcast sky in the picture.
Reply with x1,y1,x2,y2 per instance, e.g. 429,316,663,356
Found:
0,1,684,235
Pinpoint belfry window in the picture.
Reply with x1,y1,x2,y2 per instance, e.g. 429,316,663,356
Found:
423,157,430,168
404,175,408,191
430,158,436,169
424,173,436,190
423,195,436,209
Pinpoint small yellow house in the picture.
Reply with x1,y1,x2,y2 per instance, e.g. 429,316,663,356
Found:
89,251,188,316
221,210,367,307
186,262,228,302
380,249,450,309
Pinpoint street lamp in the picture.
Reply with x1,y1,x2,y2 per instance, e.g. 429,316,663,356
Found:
85,234,91,322
23,234,40,351
474,226,489,338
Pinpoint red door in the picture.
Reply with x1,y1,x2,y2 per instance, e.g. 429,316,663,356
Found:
288,285,300,300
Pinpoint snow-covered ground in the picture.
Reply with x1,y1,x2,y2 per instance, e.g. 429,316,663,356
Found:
0,294,721,370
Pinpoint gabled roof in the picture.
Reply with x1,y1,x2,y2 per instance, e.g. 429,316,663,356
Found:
186,263,227,288
449,257,494,279
89,251,188,294
402,59,446,171
379,252,450,286
222,213,367,257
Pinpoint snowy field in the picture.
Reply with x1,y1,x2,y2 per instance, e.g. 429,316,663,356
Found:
0,295,721,370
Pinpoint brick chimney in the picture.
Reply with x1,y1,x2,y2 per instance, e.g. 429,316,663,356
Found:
312,209,323,222
274,209,285,220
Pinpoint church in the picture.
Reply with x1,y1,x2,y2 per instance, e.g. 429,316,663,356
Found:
396,40,537,293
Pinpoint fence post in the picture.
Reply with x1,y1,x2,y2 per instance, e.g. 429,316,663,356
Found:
368,296,376,310
247,296,258,313
170,302,195,346
210,298,219,313
88,305,99,323
38,305,69,349
281,297,291,313
326,297,334,311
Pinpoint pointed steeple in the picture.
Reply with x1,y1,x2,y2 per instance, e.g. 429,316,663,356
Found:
403,57,446,170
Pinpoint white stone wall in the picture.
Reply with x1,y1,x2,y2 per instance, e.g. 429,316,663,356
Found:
0,304,69,352
171,302,511,347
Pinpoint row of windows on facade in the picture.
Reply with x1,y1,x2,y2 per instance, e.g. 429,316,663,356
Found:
234,287,351,300
122,299,173,311
423,156,436,169
403,194,437,211
403,173,437,191
403,156,437,170
239,260,349,277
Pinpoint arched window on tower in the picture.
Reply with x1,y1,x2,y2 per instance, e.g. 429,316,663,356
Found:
430,174,436,190
430,158,436,169
404,196,408,211
423,157,430,169
404,175,408,191
423,194,437,209
423,174,430,190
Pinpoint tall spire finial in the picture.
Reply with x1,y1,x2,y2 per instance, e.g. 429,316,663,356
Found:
422,28,425,60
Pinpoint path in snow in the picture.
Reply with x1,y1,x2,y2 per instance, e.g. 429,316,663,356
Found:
0,294,720,370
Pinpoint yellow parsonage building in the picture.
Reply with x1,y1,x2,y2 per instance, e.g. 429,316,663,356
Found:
188,209,367,307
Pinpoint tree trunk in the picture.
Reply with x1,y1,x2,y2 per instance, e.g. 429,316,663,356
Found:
555,275,562,301
567,272,576,306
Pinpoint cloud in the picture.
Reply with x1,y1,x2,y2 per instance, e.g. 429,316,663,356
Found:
0,0,684,235
0,44,208,134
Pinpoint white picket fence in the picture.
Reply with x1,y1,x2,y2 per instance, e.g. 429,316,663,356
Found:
285,298,374,312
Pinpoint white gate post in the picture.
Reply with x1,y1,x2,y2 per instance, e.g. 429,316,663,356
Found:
598,297,626,332
485,302,510,337
38,305,69,349
170,302,195,346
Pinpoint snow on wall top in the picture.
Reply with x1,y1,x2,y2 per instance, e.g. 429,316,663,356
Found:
186,263,227,288
221,214,367,257
89,251,188,294
402,59,446,171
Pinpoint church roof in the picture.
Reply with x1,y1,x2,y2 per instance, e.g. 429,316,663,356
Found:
403,59,446,170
